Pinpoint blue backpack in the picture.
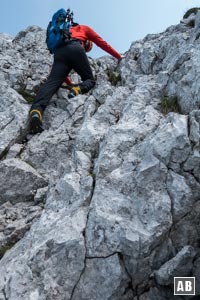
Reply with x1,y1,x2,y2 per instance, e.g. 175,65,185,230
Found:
46,8,72,54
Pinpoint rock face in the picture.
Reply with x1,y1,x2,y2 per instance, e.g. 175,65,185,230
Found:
0,11,200,300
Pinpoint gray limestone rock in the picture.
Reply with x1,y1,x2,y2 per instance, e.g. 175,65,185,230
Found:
71,254,133,300
0,14,199,300
154,246,196,285
0,85,29,156
137,286,183,300
193,258,200,295
0,208,87,300
0,201,43,255
0,158,48,204
167,171,193,222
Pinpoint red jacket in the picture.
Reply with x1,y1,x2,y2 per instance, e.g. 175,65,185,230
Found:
70,25,122,60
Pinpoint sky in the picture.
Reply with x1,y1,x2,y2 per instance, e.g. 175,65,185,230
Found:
1,0,200,58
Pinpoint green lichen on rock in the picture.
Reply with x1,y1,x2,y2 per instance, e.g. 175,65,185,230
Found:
160,95,181,115
17,88,34,103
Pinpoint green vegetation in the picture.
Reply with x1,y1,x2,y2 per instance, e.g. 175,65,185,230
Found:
160,95,181,115
183,7,199,19
106,69,121,86
89,173,96,180
183,7,200,27
17,88,35,104
186,19,195,28
0,242,15,259
96,60,101,67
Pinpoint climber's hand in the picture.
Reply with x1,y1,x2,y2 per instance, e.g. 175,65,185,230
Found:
118,54,126,63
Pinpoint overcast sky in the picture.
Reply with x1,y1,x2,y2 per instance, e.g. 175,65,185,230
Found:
1,0,200,58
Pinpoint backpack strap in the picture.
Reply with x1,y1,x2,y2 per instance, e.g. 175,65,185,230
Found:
62,22,71,41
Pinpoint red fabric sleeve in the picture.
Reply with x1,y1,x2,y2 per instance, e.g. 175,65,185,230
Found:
83,25,122,59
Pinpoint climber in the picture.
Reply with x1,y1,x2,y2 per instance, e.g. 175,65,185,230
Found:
29,8,124,134
61,40,93,89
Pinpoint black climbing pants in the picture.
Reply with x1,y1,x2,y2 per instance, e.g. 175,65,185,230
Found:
30,40,96,115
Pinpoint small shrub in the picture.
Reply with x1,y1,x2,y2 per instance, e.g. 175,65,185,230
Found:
160,95,181,115
96,60,101,67
183,7,200,19
186,19,195,28
0,242,15,259
89,173,96,180
17,88,35,103
106,70,121,86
